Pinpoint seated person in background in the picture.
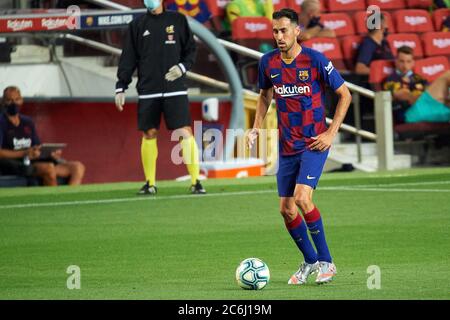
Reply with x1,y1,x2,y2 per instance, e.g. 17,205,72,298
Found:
298,0,335,41
401,70,450,123
226,0,273,25
355,13,393,75
166,0,212,25
383,46,428,123
0,86,85,186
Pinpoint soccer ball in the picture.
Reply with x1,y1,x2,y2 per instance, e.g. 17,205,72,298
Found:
235,258,270,290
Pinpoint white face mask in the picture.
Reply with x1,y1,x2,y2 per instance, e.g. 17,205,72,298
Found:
144,0,161,10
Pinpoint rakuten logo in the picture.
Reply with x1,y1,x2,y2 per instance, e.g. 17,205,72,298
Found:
405,16,427,26
245,23,267,33
7,19,33,31
323,20,347,30
393,40,417,49
432,38,450,49
422,64,445,76
274,85,311,97
42,18,68,30
312,43,335,53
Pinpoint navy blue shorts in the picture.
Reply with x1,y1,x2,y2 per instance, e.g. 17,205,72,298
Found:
276,149,329,197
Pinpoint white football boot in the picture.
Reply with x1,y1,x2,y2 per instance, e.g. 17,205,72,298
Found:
315,261,337,284
288,261,319,285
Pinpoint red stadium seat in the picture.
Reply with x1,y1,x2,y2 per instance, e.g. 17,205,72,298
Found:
302,37,346,69
273,0,290,11
204,0,228,18
422,32,450,57
406,0,433,9
368,60,395,89
327,0,366,13
367,0,405,10
287,0,305,10
386,33,424,57
231,17,273,41
432,8,450,31
340,35,363,69
354,11,396,34
394,9,434,33
414,56,449,82
321,13,355,36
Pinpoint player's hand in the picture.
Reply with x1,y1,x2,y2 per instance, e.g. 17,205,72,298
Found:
115,92,125,112
27,145,41,160
246,128,259,149
165,65,183,82
309,131,334,152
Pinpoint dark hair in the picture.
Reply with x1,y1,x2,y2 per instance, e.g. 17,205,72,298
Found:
273,8,299,25
397,46,414,56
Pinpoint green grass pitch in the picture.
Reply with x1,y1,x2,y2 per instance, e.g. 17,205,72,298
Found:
0,168,449,299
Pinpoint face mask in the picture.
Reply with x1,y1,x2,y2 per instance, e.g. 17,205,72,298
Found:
5,103,19,116
307,16,323,29
144,0,161,10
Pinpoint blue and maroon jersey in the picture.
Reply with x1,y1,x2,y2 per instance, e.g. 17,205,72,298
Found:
258,46,345,156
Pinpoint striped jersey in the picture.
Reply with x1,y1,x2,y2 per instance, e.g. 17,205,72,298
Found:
258,46,345,155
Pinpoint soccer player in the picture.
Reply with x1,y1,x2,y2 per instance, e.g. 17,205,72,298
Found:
247,8,351,285
115,0,206,195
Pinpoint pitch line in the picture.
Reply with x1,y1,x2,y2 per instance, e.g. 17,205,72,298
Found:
0,181,449,210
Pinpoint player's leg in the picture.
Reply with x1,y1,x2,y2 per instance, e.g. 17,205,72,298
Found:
138,98,162,195
277,154,318,284
54,161,85,185
426,70,450,105
405,71,450,123
32,162,57,186
163,96,205,194
296,149,336,284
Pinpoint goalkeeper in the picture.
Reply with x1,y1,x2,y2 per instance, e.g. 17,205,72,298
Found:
115,0,205,195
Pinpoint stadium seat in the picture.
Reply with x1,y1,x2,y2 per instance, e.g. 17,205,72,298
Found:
302,37,346,69
386,33,424,57
354,11,396,34
340,35,363,70
321,13,355,37
368,60,395,90
231,17,273,43
327,0,366,13
273,0,290,11
204,0,228,20
394,9,434,33
405,0,433,9
422,32,450,57
432,8,450,31
287,0,305,12
414,56,449,82
367,0,405,10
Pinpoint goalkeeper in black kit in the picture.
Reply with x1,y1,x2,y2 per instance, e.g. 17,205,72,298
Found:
115,0,205,195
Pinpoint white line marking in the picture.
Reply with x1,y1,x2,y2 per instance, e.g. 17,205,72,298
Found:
1,180,449,210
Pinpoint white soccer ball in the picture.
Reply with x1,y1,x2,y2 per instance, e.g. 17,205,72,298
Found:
235,258,270,290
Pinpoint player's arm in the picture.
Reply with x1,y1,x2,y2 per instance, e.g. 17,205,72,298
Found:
168,15,197,79
309,83,352,152
115,23,138,111
253,88,273,130
0,146,41,160
247,88,273,149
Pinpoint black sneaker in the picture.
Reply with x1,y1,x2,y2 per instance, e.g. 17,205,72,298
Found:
190,180,206,194
137,182,157,195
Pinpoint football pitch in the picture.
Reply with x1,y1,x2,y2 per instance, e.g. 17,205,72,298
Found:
0,168,449,300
